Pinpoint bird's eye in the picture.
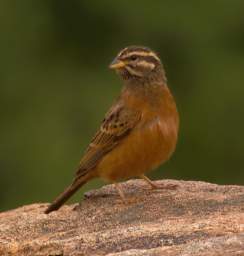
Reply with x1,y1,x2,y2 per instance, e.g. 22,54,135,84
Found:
130,55,137,61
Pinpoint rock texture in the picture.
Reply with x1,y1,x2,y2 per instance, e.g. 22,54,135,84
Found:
0,179,244,256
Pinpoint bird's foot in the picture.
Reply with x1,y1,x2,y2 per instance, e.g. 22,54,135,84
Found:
114,183,127,202
140,175,178,190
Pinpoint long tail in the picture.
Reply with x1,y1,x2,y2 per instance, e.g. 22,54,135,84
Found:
45,174,91,214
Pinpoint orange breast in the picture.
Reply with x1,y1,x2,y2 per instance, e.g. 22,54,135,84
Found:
97,86,179,182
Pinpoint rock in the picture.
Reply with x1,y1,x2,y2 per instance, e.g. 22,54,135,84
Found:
0,179,244,256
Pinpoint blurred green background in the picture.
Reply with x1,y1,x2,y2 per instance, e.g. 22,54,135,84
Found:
1,1,244,211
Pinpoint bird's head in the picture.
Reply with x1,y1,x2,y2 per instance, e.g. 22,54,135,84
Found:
109,46,166,83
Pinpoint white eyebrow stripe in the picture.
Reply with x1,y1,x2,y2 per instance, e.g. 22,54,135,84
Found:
118,47,128,57
137,60,155,69
123,51,160,62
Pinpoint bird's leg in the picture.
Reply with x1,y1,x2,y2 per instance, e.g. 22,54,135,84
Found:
140,174,178,190
114,183,126,202
140,174,159,189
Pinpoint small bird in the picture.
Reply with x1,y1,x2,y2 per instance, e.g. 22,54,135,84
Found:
45,46,179,214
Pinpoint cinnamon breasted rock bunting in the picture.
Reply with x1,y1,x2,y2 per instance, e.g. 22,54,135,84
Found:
45,46,179,214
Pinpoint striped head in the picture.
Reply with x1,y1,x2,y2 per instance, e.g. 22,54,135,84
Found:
109,46,166,82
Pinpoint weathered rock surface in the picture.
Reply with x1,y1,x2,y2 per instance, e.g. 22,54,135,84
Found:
0,179,244,256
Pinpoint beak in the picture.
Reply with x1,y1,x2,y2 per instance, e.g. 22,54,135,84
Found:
109,58,126,69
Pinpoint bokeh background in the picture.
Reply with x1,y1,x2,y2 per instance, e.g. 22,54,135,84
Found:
1,1,244,211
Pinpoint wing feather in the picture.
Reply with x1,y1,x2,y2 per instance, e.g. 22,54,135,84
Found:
76,104,141,177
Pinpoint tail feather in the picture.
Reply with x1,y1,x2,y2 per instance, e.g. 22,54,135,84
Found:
45,174,90,214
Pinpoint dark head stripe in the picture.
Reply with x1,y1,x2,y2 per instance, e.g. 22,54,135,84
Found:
121,51,160,62
118,46,160,62
118,46,150,55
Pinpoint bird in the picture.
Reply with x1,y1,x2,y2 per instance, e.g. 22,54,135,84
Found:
45,46,179,214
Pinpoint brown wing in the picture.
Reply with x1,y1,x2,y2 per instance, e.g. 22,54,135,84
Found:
76,104,141,177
